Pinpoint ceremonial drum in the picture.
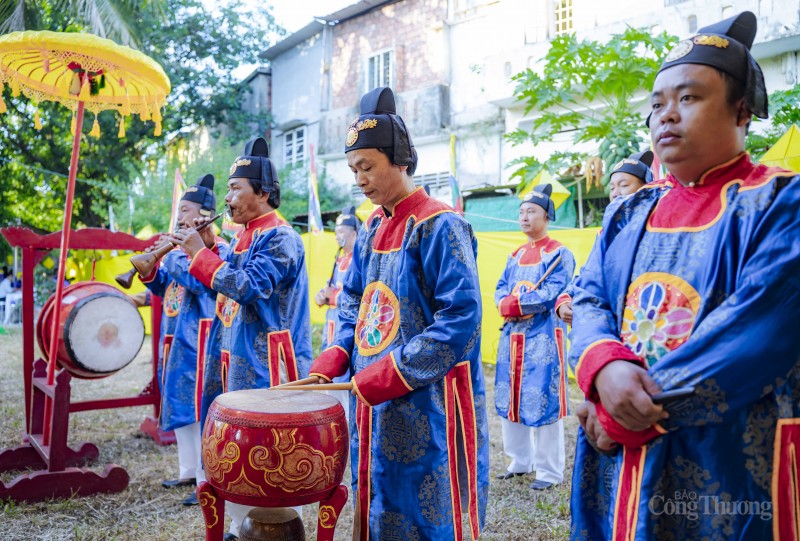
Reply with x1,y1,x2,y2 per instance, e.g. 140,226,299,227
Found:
198,389,349,541
36,281,145,379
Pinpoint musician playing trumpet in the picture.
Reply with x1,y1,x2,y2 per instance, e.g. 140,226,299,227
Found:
137,174,226,506
170,137,312,541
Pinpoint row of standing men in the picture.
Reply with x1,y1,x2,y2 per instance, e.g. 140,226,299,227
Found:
138,10,800,541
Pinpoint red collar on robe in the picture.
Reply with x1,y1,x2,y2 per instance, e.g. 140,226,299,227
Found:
234,211,288,253
512,236,562,266
337,251,353,272
648,153,782,232
371,188,453,252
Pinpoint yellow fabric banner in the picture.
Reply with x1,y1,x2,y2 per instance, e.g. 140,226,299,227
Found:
475,228,599,364
302,231,342,325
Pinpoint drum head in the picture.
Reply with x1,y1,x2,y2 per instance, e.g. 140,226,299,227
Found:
65,293,145,374
215,389,339,415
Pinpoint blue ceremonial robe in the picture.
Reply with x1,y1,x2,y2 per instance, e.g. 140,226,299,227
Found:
494,237,574,426
310,188,490,541
189,212,312,426
569,154,800,540
142,248,222,431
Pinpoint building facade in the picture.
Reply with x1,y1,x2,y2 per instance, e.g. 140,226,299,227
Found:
261,0,800,213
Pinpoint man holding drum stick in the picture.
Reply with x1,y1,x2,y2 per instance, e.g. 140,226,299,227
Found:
308,87,490,541
171,138,312,540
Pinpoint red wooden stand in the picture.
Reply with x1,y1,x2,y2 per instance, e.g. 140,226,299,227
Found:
0,227,172,502
197,482,349,541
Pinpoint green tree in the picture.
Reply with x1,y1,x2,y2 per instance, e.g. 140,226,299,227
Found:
0,0,160,47
746,85,800,159
277,163,350,230
506,27,678,188
0,0,280,236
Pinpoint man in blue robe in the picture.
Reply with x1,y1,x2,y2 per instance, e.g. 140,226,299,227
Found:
495,184,575,490
309,87,490,541
139,174,223,506
172,138,312,539
569,12,800,540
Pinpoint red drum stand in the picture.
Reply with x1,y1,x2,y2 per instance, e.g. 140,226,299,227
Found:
0,227,171,502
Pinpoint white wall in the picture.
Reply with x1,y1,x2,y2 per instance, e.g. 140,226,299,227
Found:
269,32,325,169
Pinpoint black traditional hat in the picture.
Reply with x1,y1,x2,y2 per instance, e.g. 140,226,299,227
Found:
610,150,655,184
229,137,279,194
520,183,556,221
657,11,767,120
335,205,360,230
180,174,216,216
344,87,418,175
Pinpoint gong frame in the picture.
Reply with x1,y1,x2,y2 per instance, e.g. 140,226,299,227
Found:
0,226,174,502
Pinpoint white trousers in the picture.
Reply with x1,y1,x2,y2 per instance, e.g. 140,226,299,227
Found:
3,291,21,324
173,422,202,480
500,417,565,484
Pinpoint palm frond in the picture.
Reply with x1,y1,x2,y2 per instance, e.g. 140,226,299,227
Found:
0,0,27,35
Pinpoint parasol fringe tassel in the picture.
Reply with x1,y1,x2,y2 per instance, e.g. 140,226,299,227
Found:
140,101,151,121
70,113,76,136
89,115,101,138
121,97,131,117
34,109,42,130
118,116,126,138
0,95,6,114
152,105,162,123
78,77,91,101
11,78,20,97
154,119,162,137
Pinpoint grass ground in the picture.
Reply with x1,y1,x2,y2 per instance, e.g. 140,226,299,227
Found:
0,326,581,540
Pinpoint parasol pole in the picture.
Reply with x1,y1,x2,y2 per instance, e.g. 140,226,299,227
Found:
42,98,85,446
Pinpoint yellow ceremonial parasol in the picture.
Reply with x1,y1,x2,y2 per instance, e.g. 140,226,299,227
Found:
518,169,571,209
0,30,170,136
0,30,170,444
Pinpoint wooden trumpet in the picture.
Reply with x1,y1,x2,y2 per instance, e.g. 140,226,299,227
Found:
115,211,225,289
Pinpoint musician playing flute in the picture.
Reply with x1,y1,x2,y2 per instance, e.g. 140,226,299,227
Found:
494,184,575,491
138,174,225,506
569,12,800,540
309,87,489,540
171,138,312,540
